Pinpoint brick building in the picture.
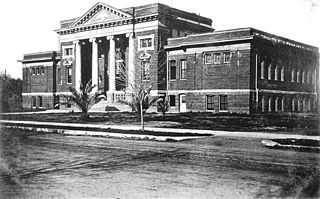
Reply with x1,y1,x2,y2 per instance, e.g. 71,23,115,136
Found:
20,3,319,114
21,2,212,110
165,28,319,114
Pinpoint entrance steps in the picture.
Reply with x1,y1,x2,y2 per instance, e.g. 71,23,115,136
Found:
90,100,132,112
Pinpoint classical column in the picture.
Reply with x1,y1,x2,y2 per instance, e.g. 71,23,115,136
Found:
126,33,135,90
107,35,116,91
90,38,98,89
74,40,81,90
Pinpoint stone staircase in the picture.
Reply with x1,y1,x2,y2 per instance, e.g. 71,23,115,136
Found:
89,91,132,112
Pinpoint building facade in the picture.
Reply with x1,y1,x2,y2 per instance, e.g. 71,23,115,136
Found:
20,3,319,114
165,28,319,114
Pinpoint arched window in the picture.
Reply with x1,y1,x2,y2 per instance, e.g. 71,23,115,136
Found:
261,96,265,112
281,66,284,81
261,61,265,79
302,71,305,83
268,64,272,80
297,70,301,83
307,70,310,84
268,97,272,112
275,65,279,81
292,98,295,111
275,97,278,111
297,98,301,112
281,97,284,111
291,68,295,82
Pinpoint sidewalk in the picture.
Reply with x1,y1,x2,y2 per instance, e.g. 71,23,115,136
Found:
1,120,320,141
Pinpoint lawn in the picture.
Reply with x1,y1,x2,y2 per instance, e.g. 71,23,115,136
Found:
1,111,319,136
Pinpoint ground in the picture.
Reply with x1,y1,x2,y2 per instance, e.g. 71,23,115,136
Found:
1,112,319,136
0,128,319,198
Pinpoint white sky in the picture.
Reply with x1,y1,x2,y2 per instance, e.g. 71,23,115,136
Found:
0,0,319,78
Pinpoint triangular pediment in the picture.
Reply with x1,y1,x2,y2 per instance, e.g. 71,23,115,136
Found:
71,2,132,27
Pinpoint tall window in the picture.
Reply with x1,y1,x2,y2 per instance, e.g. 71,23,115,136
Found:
170,60,176,80
58,68,61,84
204,54,212,64
302,71,305,83
291,68,295,82
206,95,214,110
223,52,231,63
38,96,43,108
261,96,265,112
36,68,40,75
67,67,72,84
213,53,221,64
275,97,278,111
275,65,279,81
219,95,228,111
281,97,285,112
281,66,284,81
41,67,45,75
307,70,310,84
292,98,295,111
32,68,35,75
297,70,300,83
268,64,272,80
261,61,265,79
169,95,176,106
268,97,272,112
142,62,150,80
32,97,36,108
180,60,187,79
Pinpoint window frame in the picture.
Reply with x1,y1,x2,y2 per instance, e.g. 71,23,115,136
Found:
169,95,176,107
138,34,154,51
219,95,228,112
223,52,231,63
213,53,221,64
180,59,187,80
206,95,215,111
169,60,177,80
38,96,43,108
66,67,72,84
62,45,74,57
32,96,37,108
204,53,212,64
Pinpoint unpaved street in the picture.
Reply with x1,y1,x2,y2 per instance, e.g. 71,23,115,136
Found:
1,129,319,198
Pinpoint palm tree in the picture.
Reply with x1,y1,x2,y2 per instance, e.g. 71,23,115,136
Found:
65,80,106,120
119,84,160,131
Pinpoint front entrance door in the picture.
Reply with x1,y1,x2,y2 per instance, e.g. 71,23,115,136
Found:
179,94,187,112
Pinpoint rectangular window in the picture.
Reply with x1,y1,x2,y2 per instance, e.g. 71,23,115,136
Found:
170,60,176,80
297,70,300,83
291,69,295,82
223,52,231,63
180,60,187,79
169,95,176,106
261,61,265,79
268,64,272,80
140,38,152,48
36,68,40,75
58,68,61,84
32,96,36,108
281,67,284,81
142,62,150,80
41,67,45,75
67,97,72,109
64,48,73,56
204,54,212,64
38,96,43,108
172,29,178,38
219,95,228,111
67,67,72,84
206,95,215,110
32,68,35,75
213,53,221,64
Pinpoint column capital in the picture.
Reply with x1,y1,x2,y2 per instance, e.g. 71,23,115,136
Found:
106,35,114,40
126,33,135,38
89,37,96,43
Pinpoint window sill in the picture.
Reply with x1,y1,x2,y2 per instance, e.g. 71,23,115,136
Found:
219,110,228,112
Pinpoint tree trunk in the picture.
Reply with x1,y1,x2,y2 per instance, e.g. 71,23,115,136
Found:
140,101,144,131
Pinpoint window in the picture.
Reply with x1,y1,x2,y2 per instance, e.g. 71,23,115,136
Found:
219,95,228,111
67,67,72,84
57,68,61,84
180,60,187,79
32,68,35,75
281,97,285,112
32,97,36,108
302,71,305,83
204,54,212,64
297,70,300,83
206,95,215,110
297,98,301,112
261,96,265,112
281,66,284,81
268,64,272,80
169,60,176,80
142,62,150,80
275,97,278,111
223,52,231,63
268,97,272,112
138,35,154,50
38,96,43,108
41,67,45,75
292,98,295,111
261,61,265,79
172,29,178,38
213,53,221,64
291,68,295,82
307,70,310,84
67,97,72,109
64,47,73,56
275,65,281,81
36,68,40,75
169,95,176,106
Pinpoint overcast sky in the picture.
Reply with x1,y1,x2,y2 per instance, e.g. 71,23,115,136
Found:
0,0,319,78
